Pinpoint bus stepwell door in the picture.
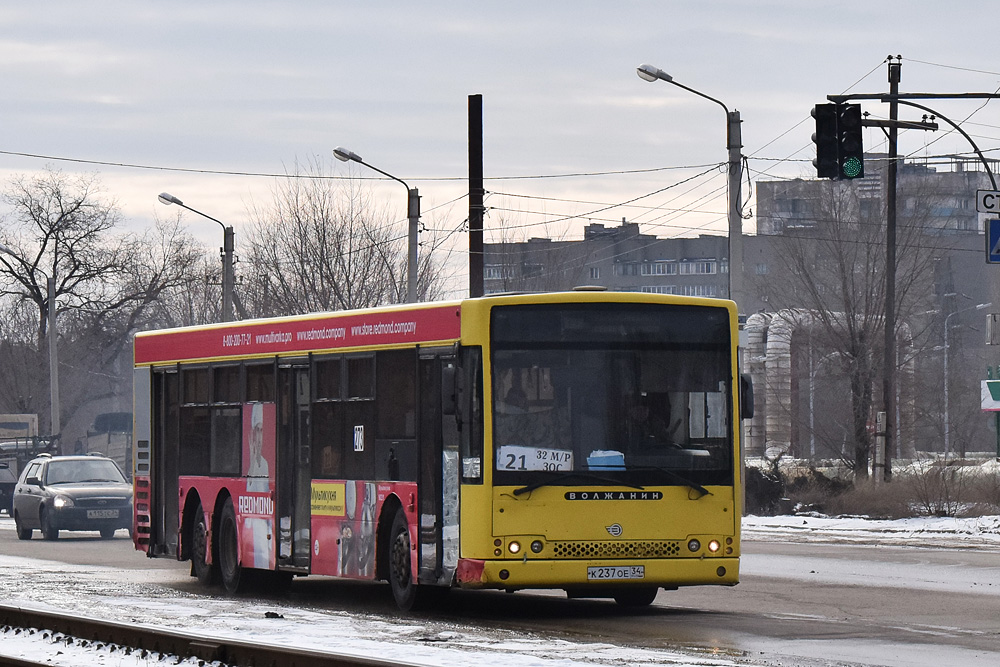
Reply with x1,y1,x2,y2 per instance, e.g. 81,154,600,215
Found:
417,351,460,586
277,364,311,571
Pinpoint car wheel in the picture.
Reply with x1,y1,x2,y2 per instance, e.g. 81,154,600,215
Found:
192,501,219,586
40,509,59,540
14,513,32,540
100,527,117,539
613,586,659,607
218,499,248,594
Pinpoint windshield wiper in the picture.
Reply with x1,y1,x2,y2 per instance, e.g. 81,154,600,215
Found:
628,466,711,498
513,472,644,496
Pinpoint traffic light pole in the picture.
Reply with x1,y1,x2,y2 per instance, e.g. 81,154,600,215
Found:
823,61,1000,480
881,58,900,482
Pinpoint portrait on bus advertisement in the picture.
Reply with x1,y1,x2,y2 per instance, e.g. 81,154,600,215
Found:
244,402,274,492
241,402,275,569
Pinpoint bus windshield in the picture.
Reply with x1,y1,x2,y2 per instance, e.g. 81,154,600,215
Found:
491,302,733,488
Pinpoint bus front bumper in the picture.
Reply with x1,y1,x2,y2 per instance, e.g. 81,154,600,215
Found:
455,556,739,590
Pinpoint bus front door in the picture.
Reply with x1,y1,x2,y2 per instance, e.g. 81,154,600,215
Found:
417,351,460,586
277,364,311,571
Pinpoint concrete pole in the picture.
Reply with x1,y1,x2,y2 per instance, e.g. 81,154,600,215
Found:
222,225,235,322
407,188,420,303
727,111,743,310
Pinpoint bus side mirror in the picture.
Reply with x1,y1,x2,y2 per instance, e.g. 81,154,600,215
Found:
740,374,754,421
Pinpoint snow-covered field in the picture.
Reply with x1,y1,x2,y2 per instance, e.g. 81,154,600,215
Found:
1,514,999,666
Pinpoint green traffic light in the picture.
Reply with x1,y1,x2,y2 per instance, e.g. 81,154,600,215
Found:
842,156,863,179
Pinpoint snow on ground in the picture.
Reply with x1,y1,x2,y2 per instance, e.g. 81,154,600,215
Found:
1,514,999,666
743,513,1000,549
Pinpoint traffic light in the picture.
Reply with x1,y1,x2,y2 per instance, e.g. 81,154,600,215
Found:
811,103,839,178
837,103,864,179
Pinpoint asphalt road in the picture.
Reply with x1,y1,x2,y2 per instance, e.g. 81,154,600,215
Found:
2,519,999,666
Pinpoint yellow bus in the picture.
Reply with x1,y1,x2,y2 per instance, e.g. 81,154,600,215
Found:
132,291,751,609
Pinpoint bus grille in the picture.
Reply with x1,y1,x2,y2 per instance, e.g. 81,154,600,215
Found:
551,540,681,559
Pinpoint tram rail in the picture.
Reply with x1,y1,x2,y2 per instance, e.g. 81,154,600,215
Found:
0,603,414,667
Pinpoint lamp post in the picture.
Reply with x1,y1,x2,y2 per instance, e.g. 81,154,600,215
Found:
334,147,420,303
0,243,60,440
157,193,235,322
943,301,991,459
636,64,743,309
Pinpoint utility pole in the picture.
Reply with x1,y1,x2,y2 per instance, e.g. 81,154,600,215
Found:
222,225,235,322
727,111,744,307
881,57,901,482
469,94,484,298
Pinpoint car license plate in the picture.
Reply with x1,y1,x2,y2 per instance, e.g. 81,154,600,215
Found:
87,509,119,519
587,565,645,580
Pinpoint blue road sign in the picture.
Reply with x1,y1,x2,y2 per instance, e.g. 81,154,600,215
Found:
989,220,1000,263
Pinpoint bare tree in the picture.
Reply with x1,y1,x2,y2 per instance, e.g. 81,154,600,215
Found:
0,169,202,436
240,161,446,317
755,179,939,478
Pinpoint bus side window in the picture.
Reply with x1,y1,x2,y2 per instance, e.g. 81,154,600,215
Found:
312,357,343,480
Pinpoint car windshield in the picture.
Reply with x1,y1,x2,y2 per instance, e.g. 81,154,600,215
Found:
491,302,734,488
45,459,127,485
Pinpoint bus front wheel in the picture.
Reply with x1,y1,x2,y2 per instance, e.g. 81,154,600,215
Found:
218,500,248,594
613,586,659,607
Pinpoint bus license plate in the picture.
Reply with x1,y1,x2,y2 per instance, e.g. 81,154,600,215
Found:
587,565,644,580
87,509,119,519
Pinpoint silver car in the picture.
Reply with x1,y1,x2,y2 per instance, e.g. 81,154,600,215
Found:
13,454,133,540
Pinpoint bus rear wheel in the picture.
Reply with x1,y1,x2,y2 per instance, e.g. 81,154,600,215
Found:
191,501,218,586
218,499,248,594
388,507,421,610
613,586,659,607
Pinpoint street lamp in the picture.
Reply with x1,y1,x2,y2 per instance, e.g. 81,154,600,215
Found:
157,193,236,322
0,243,60,441
636,64,743,309
943,301,991,459
334,147,420,303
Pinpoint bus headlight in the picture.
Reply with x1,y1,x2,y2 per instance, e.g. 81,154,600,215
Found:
530,540,543,553
708,540,721,553
508,541,521,554
687,539,701,552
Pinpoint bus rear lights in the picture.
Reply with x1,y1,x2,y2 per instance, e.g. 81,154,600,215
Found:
687,539,701,553
508,541,522,554
707,540,721,553
530,540,544,553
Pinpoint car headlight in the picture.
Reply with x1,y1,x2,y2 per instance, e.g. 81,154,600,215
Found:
53,495,75,509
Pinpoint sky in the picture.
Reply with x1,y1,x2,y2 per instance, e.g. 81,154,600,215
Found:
2,2,999,293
